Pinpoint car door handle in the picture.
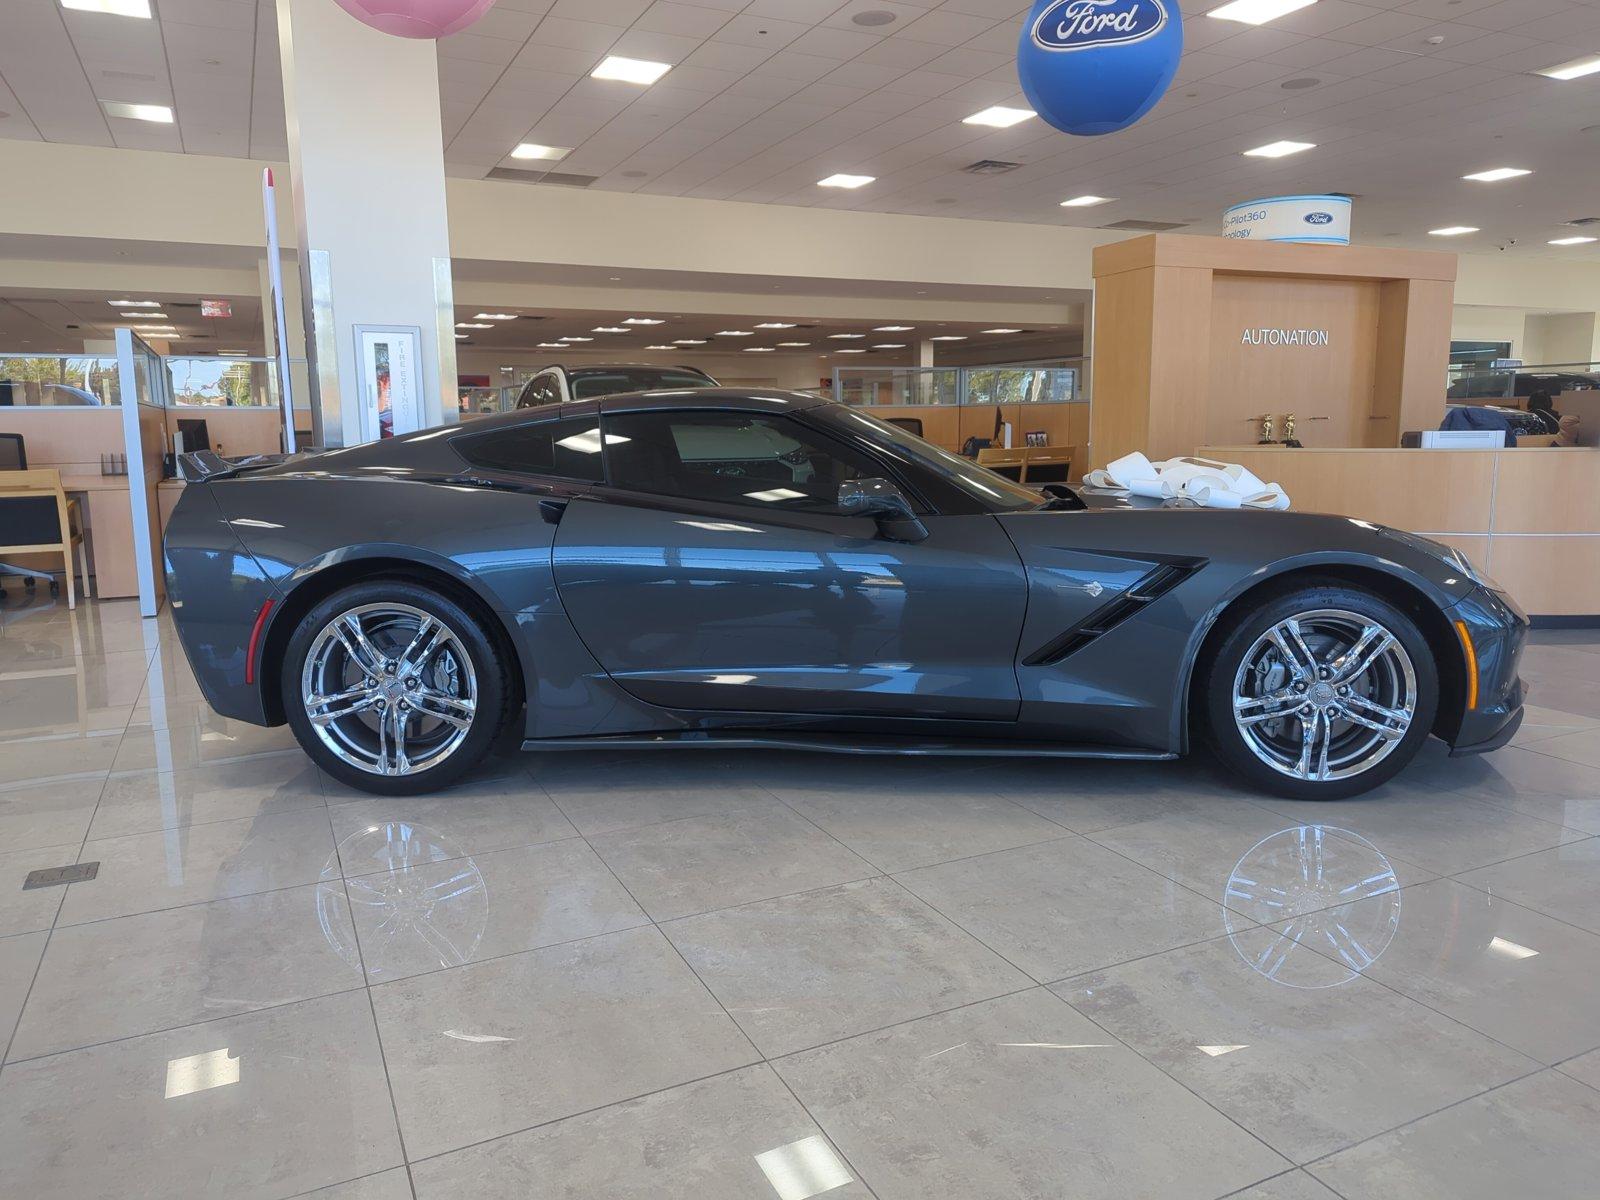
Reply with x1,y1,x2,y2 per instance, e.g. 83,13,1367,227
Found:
540,499,569,526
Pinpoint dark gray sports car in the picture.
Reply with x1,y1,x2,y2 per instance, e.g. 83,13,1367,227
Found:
164,389,1526,799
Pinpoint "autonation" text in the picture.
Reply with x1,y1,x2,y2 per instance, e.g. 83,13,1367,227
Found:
1240,327,1330,347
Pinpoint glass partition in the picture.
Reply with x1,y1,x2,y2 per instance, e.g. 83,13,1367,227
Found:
0,354,122,406
166,356,284,407
1446,361,1600,403
833,367,960,407
833,361,1088,408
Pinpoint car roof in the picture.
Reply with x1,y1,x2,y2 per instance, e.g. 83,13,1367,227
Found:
456,388,830,437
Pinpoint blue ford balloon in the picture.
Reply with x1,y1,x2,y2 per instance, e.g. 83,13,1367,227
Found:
1018,0,1184,137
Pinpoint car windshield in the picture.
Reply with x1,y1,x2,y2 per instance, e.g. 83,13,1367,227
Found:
831,407,1045,512
568,369,715,399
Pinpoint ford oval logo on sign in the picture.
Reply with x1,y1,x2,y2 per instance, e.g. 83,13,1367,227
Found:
1018,0,1183,137
1031,0,1168,51
1304,211,1335,225
1223,196,1352,244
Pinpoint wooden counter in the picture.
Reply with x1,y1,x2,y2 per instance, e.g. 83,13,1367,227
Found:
1200,445,1600,617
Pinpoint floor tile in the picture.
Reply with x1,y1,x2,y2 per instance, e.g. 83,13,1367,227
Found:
664,877,1029,1057
588,799,875,921
8,883,365,1061
1309,877,1600,1065
1056,935,1538,1163
985,757,1260,833
411,1064,871,1200
1509,704,1600,747
775,987,1289,1200
0,844,71,935
778,787,1069,872
1309,1070,1600,1200
533,755,777,836
1245,788,1587,877
371,924,759,1160
328,777,578,870
1455,838,1600,934
1557,1047,1600,1092
87,757,327,840
296,1169,415,1200
1088,798,1436,914
0,729,119,788
1520,724,1600,770
1441,744,1600,834
0,931,47,1051
0,777,102,852
894,835,1228,983
110,721,305,773
338,837,648,982
57,808,337,925
1228,1171,1343,1199
0,990,403,1200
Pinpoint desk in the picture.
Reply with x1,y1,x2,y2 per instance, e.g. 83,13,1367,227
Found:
59,474,143,599
977,446,1076,483
1200,445,1600,618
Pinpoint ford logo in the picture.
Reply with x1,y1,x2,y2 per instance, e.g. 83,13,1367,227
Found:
1304,211,1335,225
1031,0,1168,52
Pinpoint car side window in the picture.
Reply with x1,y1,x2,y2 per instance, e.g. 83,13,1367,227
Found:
454,416,605,481
602,410,882,514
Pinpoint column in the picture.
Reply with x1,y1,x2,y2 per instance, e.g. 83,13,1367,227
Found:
275,0,457,446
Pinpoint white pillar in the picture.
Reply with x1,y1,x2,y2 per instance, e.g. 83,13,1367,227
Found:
275,0,457,446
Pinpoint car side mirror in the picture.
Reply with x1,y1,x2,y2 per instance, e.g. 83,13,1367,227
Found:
838,478,928,542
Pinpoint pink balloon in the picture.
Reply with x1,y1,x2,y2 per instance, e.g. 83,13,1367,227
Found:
331,0,500,39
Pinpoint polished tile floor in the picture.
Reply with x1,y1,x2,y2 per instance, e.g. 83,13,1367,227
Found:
2,595,1599,1199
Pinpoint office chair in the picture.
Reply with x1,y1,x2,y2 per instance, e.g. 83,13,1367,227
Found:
0,468,91,608
0,432,24,470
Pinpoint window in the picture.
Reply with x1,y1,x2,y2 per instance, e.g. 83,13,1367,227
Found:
567,368,714,400
603,410,881,513
454,416,605,481
515,376,556,408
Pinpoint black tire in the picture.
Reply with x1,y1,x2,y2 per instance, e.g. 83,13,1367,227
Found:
1199,582,1438,800
281,580,512,796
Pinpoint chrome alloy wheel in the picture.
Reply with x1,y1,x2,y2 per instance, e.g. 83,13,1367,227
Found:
1231,608,1417,783
300,603,478,777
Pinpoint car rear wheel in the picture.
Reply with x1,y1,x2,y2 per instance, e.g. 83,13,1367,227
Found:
1201,584,1438,799
282,581,511,795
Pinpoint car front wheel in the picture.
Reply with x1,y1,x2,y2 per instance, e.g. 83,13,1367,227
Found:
1201,584,1439,799
281,581,511,795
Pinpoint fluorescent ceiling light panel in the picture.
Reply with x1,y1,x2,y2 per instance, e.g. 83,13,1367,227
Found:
963,105,1035,128
592,326,629,333
1429,225,1479,236
930,335,967,341
1244,139,1315,157
1060,195,1112,207
1206,0,1315,25
560,335,593,341
456,322,492,329
109,299,159,307
818,173,874,189
455,333,469,339
874,325,914,332
135,325,177,332
622,317,664,325
717,330,753,336
744,346,775,352
1549,236,1598,245
101,100,172,123
63,0,151,17
828,333,865,339
755,322,796,329
1538,55,1600,80
983,328,1022,334
510,143,568,161
644,344,675,350
1462,167,1531,182
872,343,907,349
536,342,566,348
475,312,517,320
673,339,707,345
123,311,166,318
777,342,811,347
591,55,672,85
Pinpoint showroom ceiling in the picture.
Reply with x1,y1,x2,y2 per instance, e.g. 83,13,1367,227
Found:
0,288,263,353
1,0,1599,253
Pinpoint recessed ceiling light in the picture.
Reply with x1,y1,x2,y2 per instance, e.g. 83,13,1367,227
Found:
818,173,874,189
930,335,967,341
591,55,672,85
122,311,166,318
673,339,708,345
872,343,906,349
755,322,796,329
108,299,159,307
874,325,914,332
835,348,867,354
744,346,775,352
983,328,1022,334
101,100,172,123
644,344,676,350
510,143,569,161
622,317,664,325
1538,55,1600,81
1429,226,1479,236
1206,0,1316,26
1549,236,1597,245
537,342,566,348
63,0,150,17
455,333,469,340
963,105,1035,129
135,325,177,332
592,326,629,334
1060,195,1112,207
1462,167,1531,182
456,322,493,329
716,330,753,336
828,333,865,340
560,335,593,342
1244,140,1315,158
777,342,811,347
474,312,517,320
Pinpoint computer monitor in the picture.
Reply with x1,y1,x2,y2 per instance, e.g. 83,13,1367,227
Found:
176,418,212,455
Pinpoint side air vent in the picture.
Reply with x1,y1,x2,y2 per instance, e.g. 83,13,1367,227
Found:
486,167,599,188
1100,218,1188,232
1024,558,1205,667
963,159,1024,175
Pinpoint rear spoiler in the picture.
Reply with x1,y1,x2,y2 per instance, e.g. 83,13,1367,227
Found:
178,449,296,483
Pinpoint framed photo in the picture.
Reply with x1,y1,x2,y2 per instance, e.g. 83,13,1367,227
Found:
1025,429,1049,447
354,325,422,441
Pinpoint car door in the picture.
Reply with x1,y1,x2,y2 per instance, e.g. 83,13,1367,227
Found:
550,406,1028,721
